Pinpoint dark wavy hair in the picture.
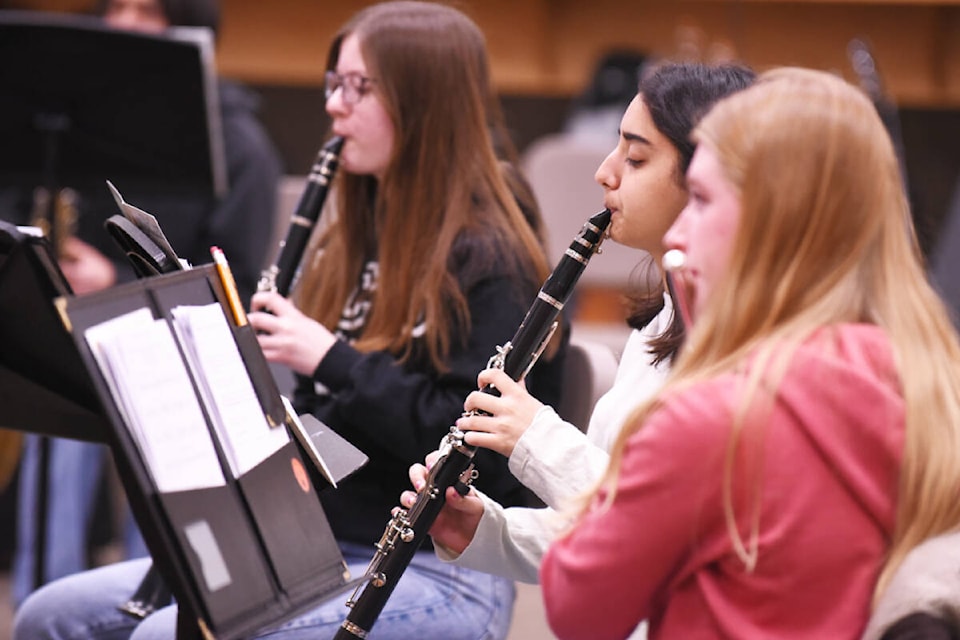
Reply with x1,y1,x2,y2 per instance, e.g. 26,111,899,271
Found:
625,62,756,365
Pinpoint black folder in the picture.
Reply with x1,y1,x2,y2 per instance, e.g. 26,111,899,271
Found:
0,222,368,639
62,267,364,638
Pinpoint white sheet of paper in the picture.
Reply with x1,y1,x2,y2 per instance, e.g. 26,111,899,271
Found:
171,304,289,476
85,309,226,492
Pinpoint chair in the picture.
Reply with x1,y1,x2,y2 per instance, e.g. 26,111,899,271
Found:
522,133,643,290
556,336,619,433
507,336,622,640
861,530,960,640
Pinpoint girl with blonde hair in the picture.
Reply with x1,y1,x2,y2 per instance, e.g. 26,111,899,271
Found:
541,67,960,639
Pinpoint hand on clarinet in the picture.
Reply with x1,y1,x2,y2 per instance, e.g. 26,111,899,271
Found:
248,291,337,375
402,449,486,555
457,368,545,458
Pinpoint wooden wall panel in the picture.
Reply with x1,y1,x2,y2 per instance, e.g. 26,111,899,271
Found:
462,0,555,93
216,0,561,92
501,1,960,105
214,0,960,106
943,7,960,101
7,0,960,105
5,0,94,11
216,0,364,85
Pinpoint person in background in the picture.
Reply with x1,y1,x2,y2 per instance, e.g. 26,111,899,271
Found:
405,61,755,640
540,67,960,639
930,172,960,327
13,2,564,639
7,0,282,608
563,49,652,144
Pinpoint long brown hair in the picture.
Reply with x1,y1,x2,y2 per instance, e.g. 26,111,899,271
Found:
296,1,550,372
597,68,960,594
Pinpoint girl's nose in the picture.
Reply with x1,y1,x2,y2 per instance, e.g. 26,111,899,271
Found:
594,150,619,190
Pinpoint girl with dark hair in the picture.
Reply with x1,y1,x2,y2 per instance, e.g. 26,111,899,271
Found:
405,62,754,639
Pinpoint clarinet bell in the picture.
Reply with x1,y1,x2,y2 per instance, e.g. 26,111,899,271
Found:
117,564,173,620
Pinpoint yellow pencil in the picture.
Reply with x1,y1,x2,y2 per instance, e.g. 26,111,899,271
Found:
210,246,248,326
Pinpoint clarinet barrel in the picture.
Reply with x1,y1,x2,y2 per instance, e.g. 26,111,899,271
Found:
333,208,612,640
259,135,344,297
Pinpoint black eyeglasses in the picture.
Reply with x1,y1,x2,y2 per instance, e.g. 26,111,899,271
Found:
324,70,376,106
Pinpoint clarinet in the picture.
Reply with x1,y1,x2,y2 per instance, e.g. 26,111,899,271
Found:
334,208,612,640
117,137,345,620
259,135,345,296
117,564,171,620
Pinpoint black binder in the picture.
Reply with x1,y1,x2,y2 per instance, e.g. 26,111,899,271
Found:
0,222,369,639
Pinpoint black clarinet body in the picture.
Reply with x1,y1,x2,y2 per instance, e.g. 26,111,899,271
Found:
334,208,612,640
259,135,344,297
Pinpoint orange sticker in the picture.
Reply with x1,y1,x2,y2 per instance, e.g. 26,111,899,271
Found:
291,457,311,493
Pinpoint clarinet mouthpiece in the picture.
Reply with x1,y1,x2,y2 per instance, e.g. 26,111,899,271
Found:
663,249,686,272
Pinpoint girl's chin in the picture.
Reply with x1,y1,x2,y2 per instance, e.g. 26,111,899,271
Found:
608,228,643,251
607,218,627,245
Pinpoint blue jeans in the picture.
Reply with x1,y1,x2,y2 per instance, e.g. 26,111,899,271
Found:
14,436,149,607
14,542,516,640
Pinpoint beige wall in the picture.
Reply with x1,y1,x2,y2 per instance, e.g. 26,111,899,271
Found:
10,0,960,105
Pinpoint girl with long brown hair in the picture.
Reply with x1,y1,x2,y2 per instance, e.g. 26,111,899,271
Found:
14,3,562,639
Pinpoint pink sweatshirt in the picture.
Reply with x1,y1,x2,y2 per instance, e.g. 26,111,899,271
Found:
541,324,904,639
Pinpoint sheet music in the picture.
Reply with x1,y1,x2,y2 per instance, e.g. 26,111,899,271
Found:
171,303,289,477
84,308,226,492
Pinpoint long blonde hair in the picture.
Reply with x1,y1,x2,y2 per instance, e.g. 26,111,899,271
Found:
598,67,960,598
296,1,550,371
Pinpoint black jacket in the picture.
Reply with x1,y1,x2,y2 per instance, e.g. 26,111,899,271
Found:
294,232,568,546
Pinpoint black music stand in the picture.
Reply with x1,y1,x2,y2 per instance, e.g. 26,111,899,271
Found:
0,219,112,611
0,9,226,198
0,224,365,638
0,221,107,441
0,8,227,601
